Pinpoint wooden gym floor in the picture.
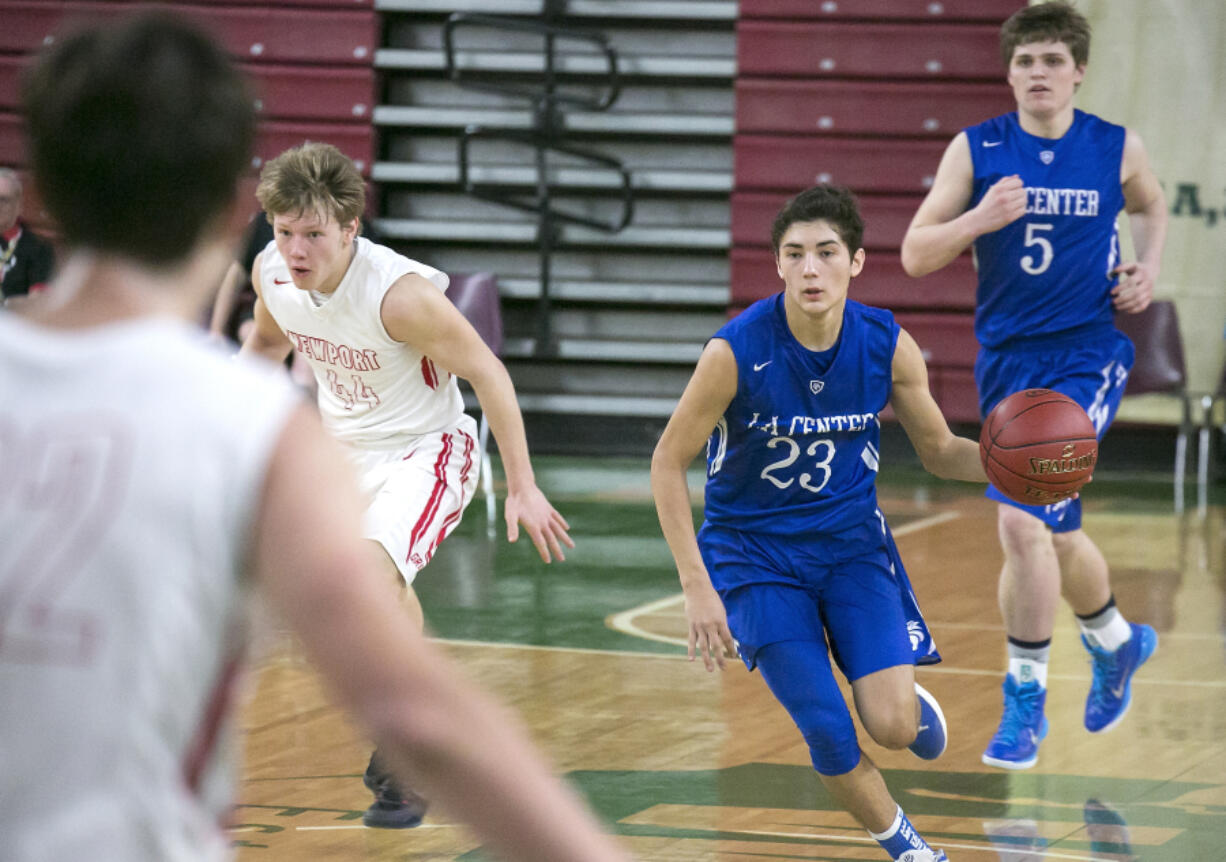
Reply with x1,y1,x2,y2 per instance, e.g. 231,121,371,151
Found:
233,457,1226,861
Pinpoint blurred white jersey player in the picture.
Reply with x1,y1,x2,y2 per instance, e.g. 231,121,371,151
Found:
0,319,297,860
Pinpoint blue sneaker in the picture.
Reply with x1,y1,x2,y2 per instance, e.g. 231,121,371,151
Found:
982,676,1048,770
1082,622,1157,733
909,682,948,760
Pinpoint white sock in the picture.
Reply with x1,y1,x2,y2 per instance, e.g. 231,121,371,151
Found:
868,805,903,841
1009,656,1049,688
1079,605,1133,651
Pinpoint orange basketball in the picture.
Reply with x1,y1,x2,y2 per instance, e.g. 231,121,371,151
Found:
979,389,1098,506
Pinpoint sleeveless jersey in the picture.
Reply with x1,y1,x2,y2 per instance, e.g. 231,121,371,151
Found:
259,237,465,449
965,110,1126,349
703,295,899,535
0,314,300,861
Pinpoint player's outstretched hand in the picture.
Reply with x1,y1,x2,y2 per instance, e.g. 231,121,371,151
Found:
973,174,1027,234
683,582,736,672
1110,261,1155,314
505,485,574,563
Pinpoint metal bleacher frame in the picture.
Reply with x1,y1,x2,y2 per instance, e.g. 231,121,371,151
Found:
372,0,738,435
442,2,634,357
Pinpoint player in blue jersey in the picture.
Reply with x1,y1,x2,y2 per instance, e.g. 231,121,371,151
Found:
901,1,1167,770
652,185,988,862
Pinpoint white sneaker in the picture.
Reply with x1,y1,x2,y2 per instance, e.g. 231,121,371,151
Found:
898,849,948,862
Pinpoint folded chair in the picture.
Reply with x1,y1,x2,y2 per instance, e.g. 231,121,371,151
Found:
447,272,503,536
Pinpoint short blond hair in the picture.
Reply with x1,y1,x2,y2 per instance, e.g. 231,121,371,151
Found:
256,142,365,229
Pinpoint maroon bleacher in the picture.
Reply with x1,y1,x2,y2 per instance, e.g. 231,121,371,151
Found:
738,0,1021,22
170,0,372,7
897,313,981,422
0,55,21,111
732,1,1024,424
0,110,21,164
254,122,374,175
733,192,930,252
735,136,948,195
0,0,377,235
1,56,372,125
0,2,374,65
737,22,1007,80
243,64,374,123
736,80,1013,137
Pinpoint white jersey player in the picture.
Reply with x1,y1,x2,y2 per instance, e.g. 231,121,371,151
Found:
257,235,479,579
241,141,573,827
2,13,632,862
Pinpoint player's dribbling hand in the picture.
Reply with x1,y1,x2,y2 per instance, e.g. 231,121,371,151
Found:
683,583,737,672
1110,261,1155,314
505,485,574,563
974,174,1027,233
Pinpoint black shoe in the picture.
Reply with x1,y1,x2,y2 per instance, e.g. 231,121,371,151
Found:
362,752,428,829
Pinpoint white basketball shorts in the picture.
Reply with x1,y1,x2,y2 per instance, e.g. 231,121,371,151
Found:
346,414,480,583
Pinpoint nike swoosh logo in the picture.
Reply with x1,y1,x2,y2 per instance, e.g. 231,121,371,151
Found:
982,141,1003,147
753,361,772,371
1110,683,1126,699
273,278,291,285
917,724,929,732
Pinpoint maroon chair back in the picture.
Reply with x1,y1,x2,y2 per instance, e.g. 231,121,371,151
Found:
447,272,503,357
1115,301,1186,396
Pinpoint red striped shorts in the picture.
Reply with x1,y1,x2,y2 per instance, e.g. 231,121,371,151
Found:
348,414,480,583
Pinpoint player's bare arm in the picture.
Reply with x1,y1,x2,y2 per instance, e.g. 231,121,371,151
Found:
901,132,1027,276
381,274,572,562
650,338,739,671
253,407,631,862
1112,128,1167,315
238,253,294,363
208,260,245,338
889,328,986,483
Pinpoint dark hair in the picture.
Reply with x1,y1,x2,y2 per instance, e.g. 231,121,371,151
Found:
1000,1,1091,68
770,184,864,256
21,11,255,266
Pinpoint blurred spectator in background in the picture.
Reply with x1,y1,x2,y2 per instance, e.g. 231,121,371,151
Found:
208,211,273,342
0,167,55,305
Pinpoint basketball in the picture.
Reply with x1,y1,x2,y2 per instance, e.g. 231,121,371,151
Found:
979,389,1098,506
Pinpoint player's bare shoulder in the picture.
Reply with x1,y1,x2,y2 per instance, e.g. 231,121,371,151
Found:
250,250,266,297
379,272,450,343
1120,127,1155,184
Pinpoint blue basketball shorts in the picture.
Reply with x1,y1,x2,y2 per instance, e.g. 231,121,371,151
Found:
696,519,919,681
975,327,1134,533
